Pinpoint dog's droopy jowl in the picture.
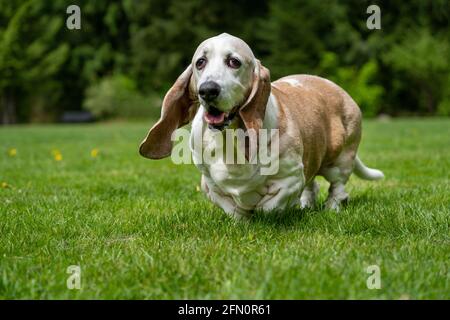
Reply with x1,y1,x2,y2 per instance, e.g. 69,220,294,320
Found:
139,33,384,218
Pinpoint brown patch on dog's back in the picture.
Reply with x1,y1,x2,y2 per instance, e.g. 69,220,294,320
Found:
272,75,362,182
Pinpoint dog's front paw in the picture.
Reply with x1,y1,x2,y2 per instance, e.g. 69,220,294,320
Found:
227,207,252,221
300,195,315,209
325,196,348,212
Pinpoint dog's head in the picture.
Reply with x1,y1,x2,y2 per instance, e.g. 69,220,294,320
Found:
140,33,271,159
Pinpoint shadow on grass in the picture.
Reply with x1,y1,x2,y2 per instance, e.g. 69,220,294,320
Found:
248,192,381,230
346,193,378,208
250,206,318,229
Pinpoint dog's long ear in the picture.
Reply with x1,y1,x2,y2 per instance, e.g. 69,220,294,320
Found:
239,60,271,133
139,65,195,159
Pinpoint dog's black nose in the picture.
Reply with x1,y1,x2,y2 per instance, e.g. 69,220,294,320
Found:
199,81,221,101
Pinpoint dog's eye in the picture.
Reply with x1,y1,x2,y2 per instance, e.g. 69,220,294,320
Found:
226,57,241,69
196,58,207,70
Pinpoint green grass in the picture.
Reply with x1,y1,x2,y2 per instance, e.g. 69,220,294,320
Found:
0,118,449,299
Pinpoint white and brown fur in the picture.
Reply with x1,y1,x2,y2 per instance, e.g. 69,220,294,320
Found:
139,33,384,218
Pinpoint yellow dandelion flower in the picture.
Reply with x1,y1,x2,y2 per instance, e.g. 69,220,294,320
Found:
54,153,63,161
196,185,201,192
90,148,99,158
1,182,9,189
8,148,17,157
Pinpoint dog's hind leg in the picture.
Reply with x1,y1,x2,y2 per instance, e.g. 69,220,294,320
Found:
300,179,319,209
320,150,356,211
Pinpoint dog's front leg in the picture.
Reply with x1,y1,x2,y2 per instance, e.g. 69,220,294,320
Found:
256,176,304,213
256,156,305,213
201,175,251,219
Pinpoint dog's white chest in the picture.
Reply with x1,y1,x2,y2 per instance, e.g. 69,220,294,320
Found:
195,126,268,210
190,117,304,214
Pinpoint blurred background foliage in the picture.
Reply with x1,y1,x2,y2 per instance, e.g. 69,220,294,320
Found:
0,0,449,123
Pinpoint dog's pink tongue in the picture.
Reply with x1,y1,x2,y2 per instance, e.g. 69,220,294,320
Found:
204,111,225,125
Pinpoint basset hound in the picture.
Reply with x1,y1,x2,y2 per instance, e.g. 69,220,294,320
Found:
139,33,384,218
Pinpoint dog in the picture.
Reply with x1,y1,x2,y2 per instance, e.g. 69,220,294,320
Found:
139,33,384,218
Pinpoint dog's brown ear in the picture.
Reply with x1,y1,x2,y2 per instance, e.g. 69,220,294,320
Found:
139,65,195,159
239,60,271,133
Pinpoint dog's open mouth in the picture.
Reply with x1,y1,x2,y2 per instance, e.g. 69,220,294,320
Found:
204,106,233,130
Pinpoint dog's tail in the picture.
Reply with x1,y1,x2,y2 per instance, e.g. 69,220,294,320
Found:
353,155,384,180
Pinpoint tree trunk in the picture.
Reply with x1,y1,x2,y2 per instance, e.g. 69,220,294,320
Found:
1,90,17,124
423,83,435,115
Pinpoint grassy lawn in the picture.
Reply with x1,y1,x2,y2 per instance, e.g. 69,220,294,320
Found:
0,118,449,299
